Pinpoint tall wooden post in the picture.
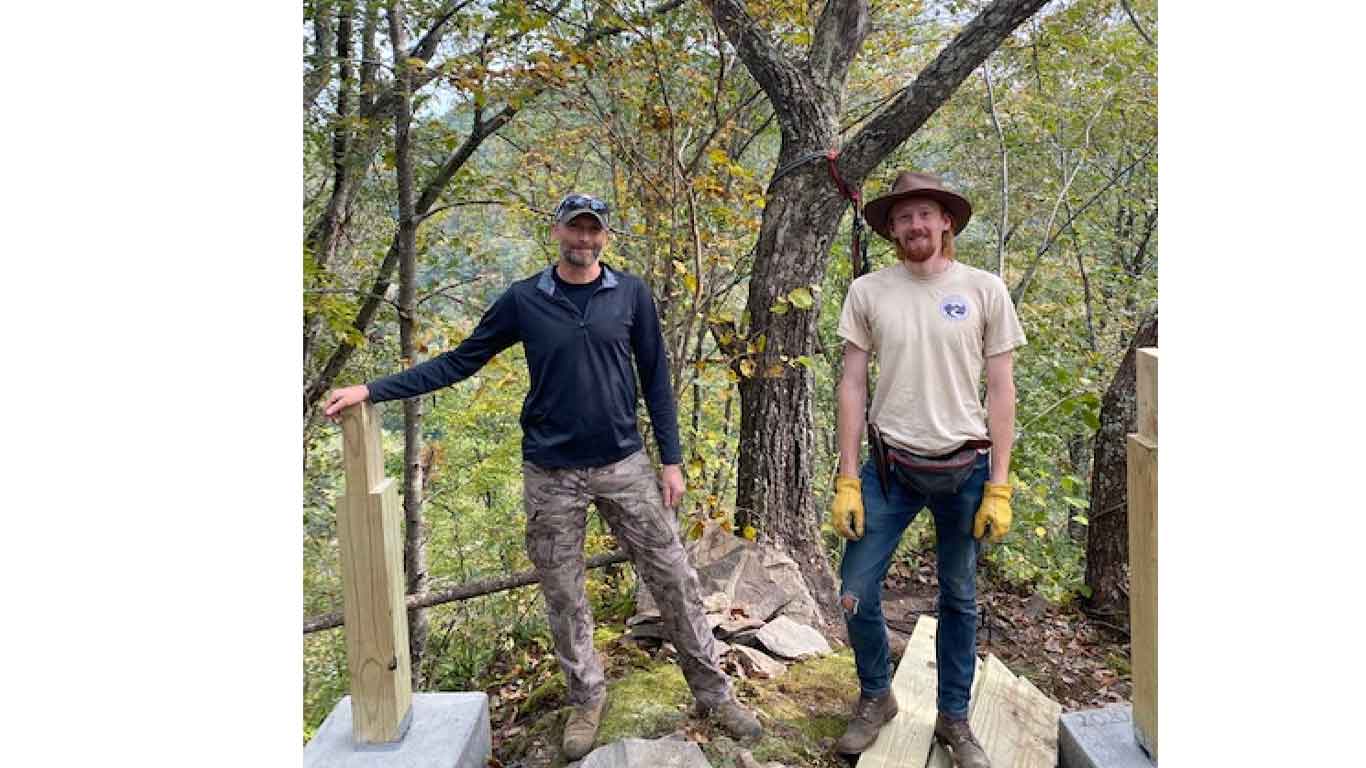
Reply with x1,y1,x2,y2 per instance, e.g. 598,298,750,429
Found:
1127,348,1158,759
337,402,413,744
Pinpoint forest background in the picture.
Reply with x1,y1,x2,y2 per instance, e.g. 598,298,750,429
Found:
300,0,1155,742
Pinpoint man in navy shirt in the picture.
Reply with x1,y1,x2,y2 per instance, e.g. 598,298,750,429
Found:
325,193,761,758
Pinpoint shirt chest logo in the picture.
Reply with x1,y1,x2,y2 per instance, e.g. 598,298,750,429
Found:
939,295,971,322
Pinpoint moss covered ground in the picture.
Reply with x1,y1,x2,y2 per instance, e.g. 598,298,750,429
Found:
495,637,859,767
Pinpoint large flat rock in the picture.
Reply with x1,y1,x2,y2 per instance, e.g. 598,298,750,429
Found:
633,524,820,627
1058,704,1154,768
578,737,712,768
754,615,831,660
714,615,765,640
303,693,490,768
732,645,786,679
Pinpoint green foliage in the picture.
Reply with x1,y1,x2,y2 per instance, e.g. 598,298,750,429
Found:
302,0,1156,739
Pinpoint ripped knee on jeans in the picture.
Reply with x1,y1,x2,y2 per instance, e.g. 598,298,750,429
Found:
841,592,861,617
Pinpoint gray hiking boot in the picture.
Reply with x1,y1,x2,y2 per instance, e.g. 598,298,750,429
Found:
934,713,989,768
700,697,763,740
834,691,899,754
562,695,607,760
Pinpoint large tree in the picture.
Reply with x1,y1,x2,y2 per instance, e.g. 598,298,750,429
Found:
702,0,1051,622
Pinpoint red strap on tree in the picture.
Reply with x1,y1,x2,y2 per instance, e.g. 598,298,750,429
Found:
826,149,868,278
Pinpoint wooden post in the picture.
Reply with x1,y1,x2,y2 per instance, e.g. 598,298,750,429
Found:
1128,348,1158,759
337,402,413,744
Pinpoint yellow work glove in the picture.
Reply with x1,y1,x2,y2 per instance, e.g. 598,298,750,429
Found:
831,475,865,540
973,483,1014,544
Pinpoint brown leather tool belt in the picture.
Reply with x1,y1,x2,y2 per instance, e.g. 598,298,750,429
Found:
884,439,991,496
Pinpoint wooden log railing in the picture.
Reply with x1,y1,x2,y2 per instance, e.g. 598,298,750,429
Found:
304,549,630,634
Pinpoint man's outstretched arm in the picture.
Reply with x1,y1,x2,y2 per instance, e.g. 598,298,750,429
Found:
324,289,519,418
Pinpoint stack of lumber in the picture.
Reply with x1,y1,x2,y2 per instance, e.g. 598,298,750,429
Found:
858,617,1062,768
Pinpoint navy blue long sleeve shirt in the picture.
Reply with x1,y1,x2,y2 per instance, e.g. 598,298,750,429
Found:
366,264,683,469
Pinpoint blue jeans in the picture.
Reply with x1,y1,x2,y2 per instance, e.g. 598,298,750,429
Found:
838,452,988,719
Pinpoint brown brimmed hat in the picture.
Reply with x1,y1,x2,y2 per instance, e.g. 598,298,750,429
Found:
863,171,972,240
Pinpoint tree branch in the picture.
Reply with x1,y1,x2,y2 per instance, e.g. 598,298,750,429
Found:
407,0,478,62
583,0,687,45
414,199,512,225
1119,0,1155,47
702,0,808,121
1011,139,1156,304
416,274,491,307
808,0,870,89
983,60,1008,275
303,0,336,111
841,0,1049,184
358,0,382,113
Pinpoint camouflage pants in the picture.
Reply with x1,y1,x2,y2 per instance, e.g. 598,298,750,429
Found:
523,449,731,708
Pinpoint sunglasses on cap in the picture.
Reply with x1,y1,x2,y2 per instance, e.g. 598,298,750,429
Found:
554,193,610,222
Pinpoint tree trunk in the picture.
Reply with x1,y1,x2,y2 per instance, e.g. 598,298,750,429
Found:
388,1,428,683
302,1,357,373
1083,310,1157,617
734,178,848,625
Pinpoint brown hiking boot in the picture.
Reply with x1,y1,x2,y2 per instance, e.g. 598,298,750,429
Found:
562,695,607,760
834,691,899,754
935,713,989,768
699,697,763,740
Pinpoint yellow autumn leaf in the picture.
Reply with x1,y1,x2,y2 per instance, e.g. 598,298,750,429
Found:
742,525,757,541
787,286,814,309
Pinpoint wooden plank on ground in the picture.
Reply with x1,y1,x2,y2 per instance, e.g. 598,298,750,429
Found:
857,616,940,768
1127,431,1158,759
933,654,1059,768
1014,672,1064,758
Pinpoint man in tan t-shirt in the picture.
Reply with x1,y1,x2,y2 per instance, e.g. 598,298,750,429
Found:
830,171,1026,768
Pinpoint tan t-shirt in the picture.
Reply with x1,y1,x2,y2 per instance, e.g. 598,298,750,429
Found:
837,260,1026,456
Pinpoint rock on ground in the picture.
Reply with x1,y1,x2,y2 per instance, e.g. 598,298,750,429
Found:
632,523,821,627
577,736,713,768
754,616,832,660
732,645,787,679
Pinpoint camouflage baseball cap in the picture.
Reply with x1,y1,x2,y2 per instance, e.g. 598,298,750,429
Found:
554,193,610,228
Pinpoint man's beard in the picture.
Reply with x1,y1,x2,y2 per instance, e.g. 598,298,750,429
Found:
561,244,602,267
895,231,936,263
